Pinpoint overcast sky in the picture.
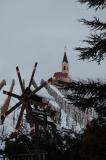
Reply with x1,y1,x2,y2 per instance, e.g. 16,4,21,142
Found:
0,0,106,88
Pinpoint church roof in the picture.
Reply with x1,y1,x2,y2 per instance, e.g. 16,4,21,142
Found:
54,72,68,78
63,52,68,63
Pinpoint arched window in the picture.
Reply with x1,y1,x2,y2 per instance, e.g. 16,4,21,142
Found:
63,66,66,70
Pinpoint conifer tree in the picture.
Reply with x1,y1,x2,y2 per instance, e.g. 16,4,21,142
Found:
54,2,106,159
56,0,106,127
76,0,106,127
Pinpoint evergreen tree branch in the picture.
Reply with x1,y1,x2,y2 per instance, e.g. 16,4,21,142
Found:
78,0,106,9
56,80,106,111
79,17,106,30
75,33,106,64
67,95,102,110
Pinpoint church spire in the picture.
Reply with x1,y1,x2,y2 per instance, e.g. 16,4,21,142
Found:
62,46,69,75
63,46,68,63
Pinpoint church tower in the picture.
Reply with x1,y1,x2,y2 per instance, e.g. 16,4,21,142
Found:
62,50,69,76
53,47,71,83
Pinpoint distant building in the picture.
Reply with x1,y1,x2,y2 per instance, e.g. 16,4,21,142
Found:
53,50,71,83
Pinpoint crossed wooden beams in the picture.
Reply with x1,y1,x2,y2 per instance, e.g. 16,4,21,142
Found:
2,62,52,136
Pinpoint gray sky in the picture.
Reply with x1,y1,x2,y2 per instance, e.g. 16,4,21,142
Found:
0,0,106,87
